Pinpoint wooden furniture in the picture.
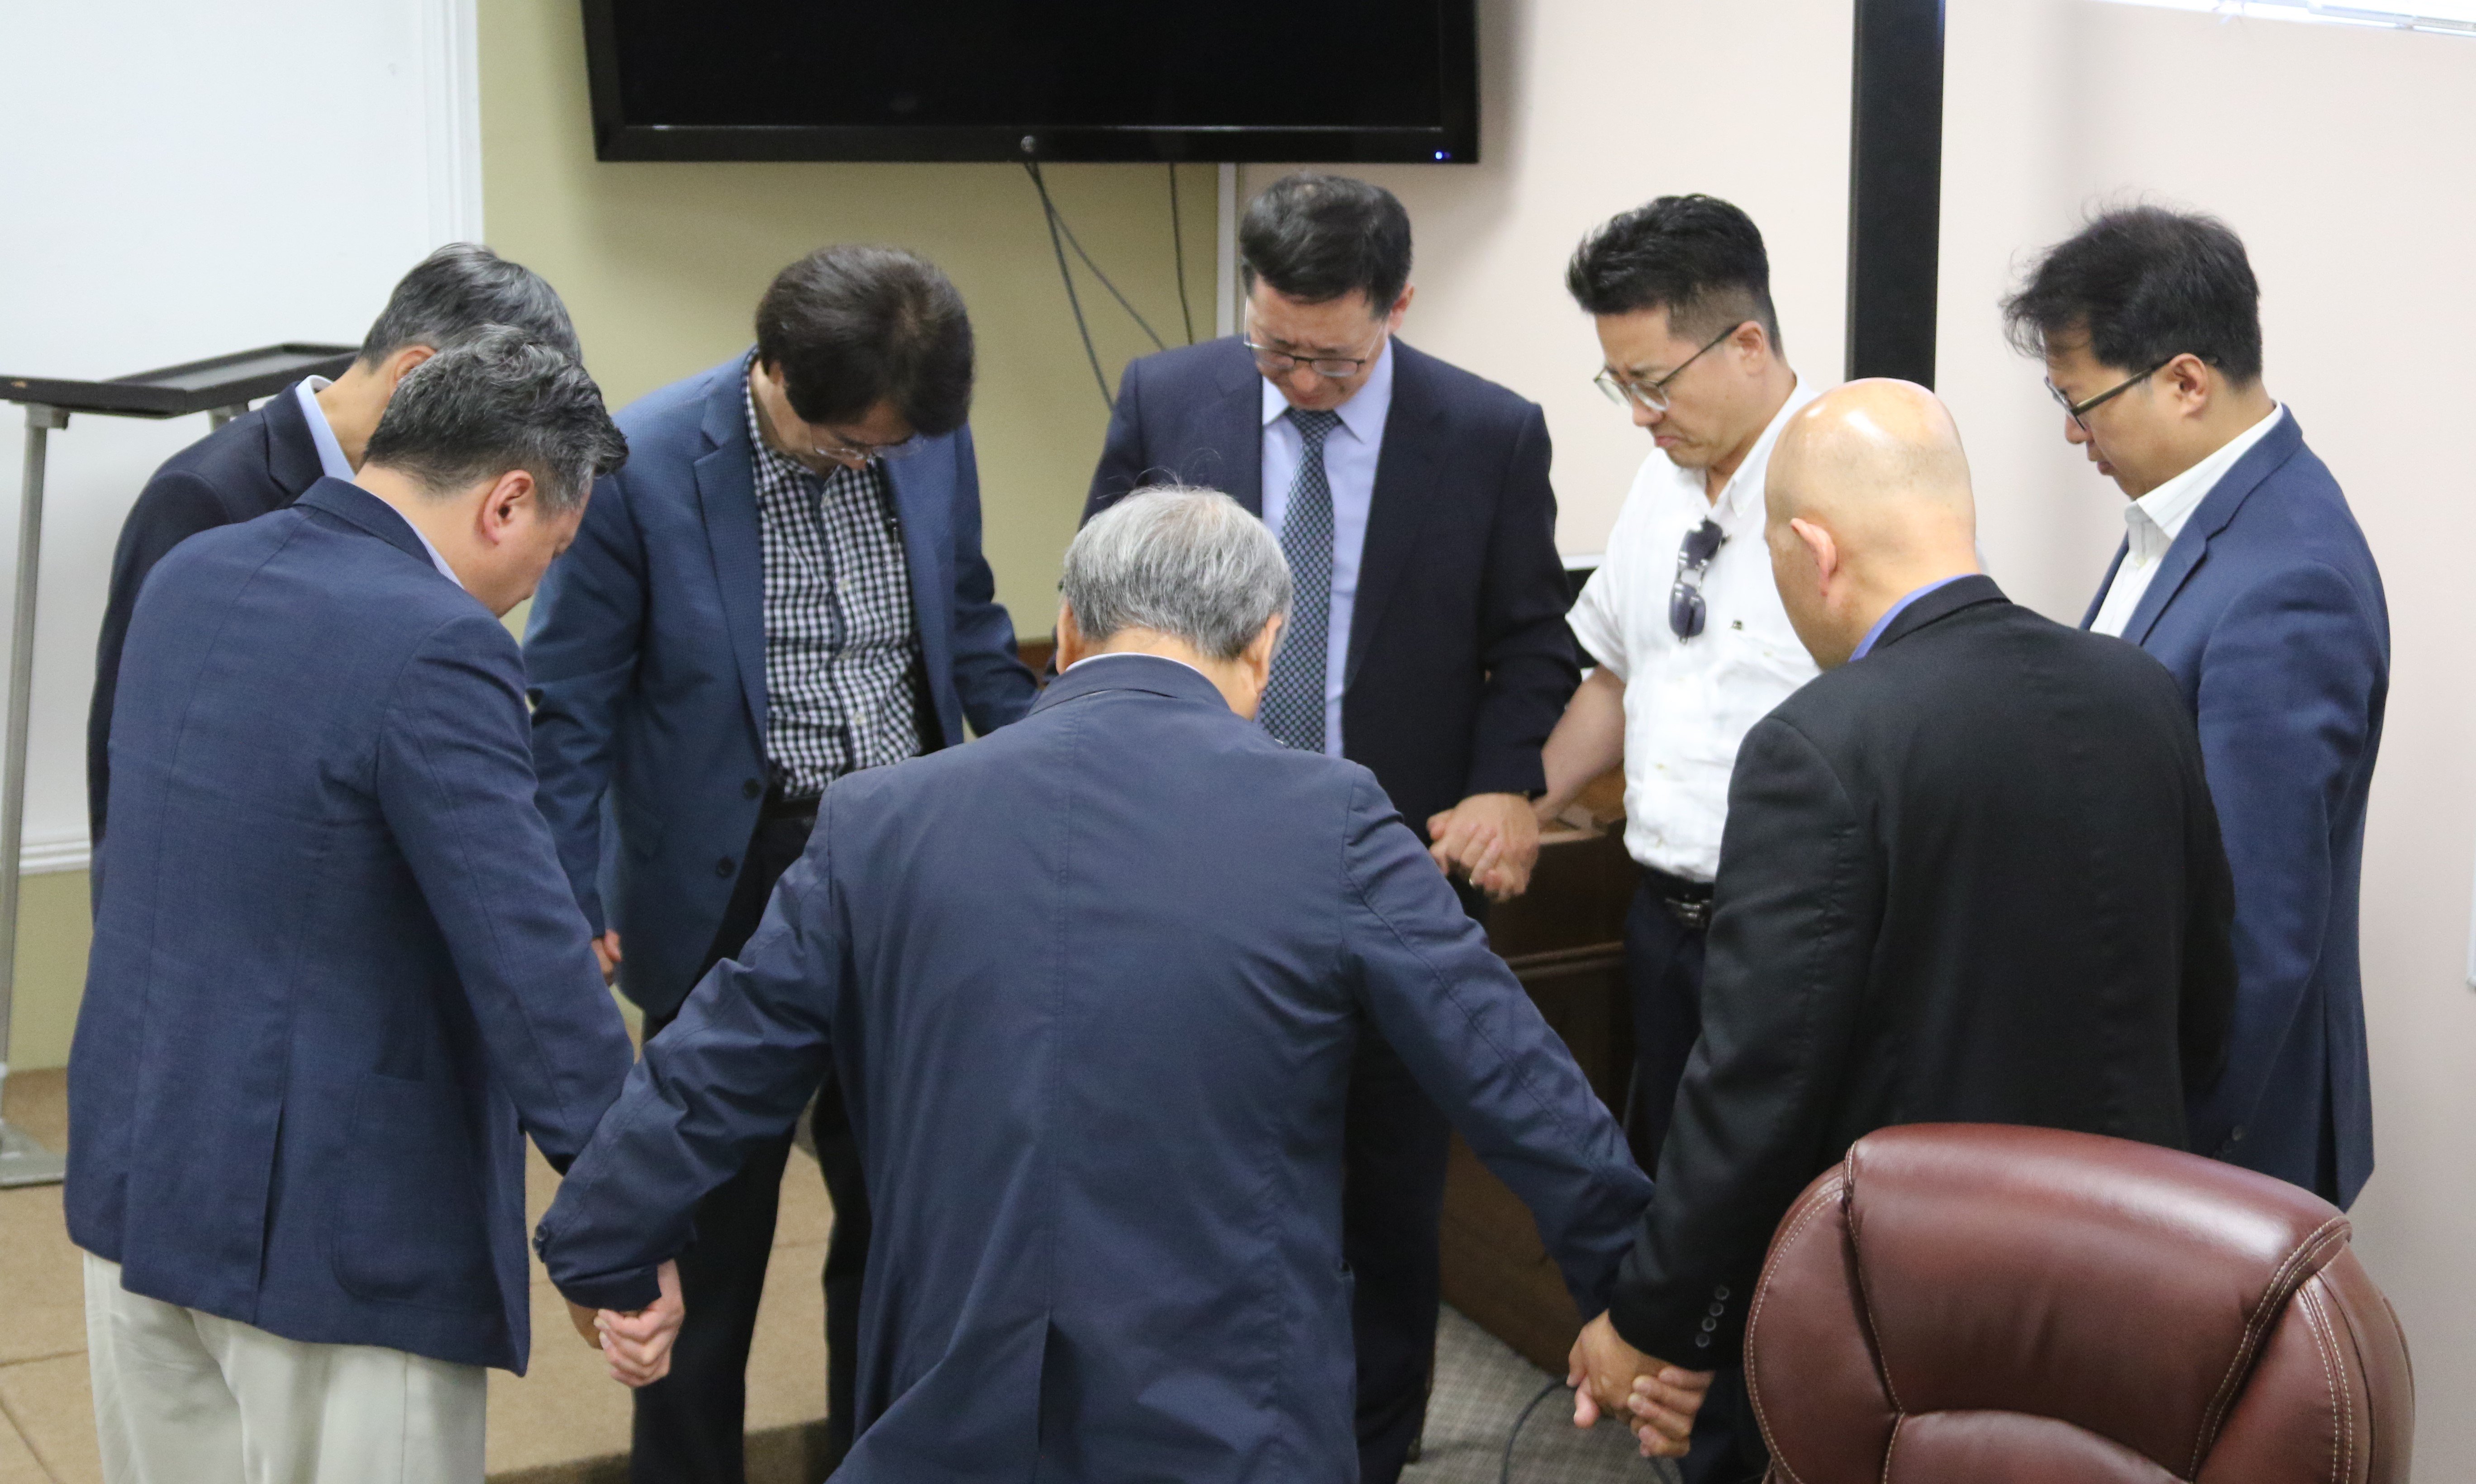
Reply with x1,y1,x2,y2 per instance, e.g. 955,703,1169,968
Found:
1441,771,1638,1375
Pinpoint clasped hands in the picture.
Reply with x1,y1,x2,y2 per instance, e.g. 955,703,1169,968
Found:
1426,791,1545,902
1567,1311,1714,1460
566,1259,685,1388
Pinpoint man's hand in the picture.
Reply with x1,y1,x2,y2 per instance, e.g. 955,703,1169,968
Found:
1567,1311,1712,1459
1425,791,1542,902
592,1260,685,1389
590,930,623,985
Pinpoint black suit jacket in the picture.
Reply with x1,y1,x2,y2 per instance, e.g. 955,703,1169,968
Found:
89,385,325,843
1084,336,1578,829
1609,576,2237,1366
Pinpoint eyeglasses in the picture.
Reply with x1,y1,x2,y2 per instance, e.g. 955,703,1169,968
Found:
800,424,923,469
1243,333,1384,381
1595,323,1745,415
1670,518,1726,640
2046,357,2174,434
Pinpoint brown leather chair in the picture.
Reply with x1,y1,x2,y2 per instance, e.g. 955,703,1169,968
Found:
1745,1123,2412,1483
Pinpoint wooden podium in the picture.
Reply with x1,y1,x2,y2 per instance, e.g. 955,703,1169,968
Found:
1443,773,1639,1374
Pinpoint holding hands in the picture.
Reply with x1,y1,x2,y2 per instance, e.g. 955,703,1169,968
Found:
566,1259,685,1388
1426,791,1544,902
1567,1311,1713,1460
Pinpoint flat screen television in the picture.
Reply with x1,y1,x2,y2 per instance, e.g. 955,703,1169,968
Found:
581,1,1480,164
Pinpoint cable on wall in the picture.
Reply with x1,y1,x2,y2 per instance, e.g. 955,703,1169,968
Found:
1169,164,1198,345
1023,161,1176,410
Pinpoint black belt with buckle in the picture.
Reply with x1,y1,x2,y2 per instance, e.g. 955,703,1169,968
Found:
1645,866,1716,933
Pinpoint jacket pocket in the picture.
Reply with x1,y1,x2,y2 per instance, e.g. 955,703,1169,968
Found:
330,1074,497,1312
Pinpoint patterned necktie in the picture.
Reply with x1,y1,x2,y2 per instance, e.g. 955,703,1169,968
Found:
1260,407,1343,752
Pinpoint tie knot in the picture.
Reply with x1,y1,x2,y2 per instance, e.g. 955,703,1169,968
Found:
1290,407,1343,446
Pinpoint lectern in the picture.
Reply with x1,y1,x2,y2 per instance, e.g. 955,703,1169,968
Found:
0,344,356,1187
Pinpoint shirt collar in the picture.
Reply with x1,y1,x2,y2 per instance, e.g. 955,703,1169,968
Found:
1702,373,1819,523
1259,337,1395,444
1066,649,1213,683
1852,574,1971,660
2123,403,2287,561
294,377,355,483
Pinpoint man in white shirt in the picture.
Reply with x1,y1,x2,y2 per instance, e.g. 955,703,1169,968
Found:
1457,193,1819,1484
2002,206,2387,1209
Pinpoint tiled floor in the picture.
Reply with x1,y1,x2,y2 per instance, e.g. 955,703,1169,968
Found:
3,1070,1666,1483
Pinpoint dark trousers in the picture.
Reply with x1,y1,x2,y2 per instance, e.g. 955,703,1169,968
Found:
630,806,872,1484
1624,874,1767,1484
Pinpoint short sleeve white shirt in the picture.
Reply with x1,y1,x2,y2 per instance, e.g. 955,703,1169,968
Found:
1567,378,1823,881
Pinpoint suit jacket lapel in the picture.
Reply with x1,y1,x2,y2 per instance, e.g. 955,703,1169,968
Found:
2118,410,2303,647
260,381,328,499
1344,343,1444,688
2081,544,2126,631
882,449,946,667
1213,343,1266,515
694,366,768,738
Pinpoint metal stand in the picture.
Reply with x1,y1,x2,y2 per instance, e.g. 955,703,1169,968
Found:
0,404,66,1188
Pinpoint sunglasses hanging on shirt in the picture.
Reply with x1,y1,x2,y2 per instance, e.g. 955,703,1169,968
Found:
1670,519,1727,640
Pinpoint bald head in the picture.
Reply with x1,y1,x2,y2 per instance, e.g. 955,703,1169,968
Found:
1763,380,1982,668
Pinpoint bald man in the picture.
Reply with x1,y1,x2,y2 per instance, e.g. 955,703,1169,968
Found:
1568,382,2238,1476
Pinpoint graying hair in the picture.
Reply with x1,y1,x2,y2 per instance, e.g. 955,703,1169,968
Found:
359,243,581,366
1063,487,1292,662
361,325,627,515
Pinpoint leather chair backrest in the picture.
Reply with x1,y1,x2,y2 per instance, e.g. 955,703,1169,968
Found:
1746,1124,2413,1484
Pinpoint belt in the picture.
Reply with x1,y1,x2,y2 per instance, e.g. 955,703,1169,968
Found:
1643,866,1715,933
760,788,822,826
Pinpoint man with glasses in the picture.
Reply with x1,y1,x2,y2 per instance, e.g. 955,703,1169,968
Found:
2003,207,2387,1211
1084,171,1578,1484
1491,194,1819,1484
526,244,1038,1481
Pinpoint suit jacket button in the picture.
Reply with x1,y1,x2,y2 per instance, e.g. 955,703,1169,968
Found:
743,778,763,799
1714,1286,1730,1301
1694,1334,1712,1348
716,856,736,878
1701,1317,1719,1332
1708,1303,1726,1318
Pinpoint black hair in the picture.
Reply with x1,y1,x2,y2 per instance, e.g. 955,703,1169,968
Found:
361,324,627,513
755,245,975,436
1565,195,1782,353
1237,173,1414,314
358,243,581,367
2001,206,2263,385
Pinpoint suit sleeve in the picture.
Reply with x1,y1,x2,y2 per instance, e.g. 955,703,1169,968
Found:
90,469,236,845
1339,773,1652,1316
376,614,637,1177
1461,404,1581,801
2176,699,2239,1106
522,470,647,934
941,425,1038,736
2181,561,2385,1161
1082,354,1149,520
1608,715,1876,1366
535,804,846,1312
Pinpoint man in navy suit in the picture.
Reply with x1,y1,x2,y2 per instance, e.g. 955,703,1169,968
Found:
2005,206,2389,1208
1083,174,1580,1481
538,488,1658,1480
525,245,1038,1479
68,331,671,1484
89,243,580,848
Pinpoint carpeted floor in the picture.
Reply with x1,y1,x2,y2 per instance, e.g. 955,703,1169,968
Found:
1409,1306,1683,1484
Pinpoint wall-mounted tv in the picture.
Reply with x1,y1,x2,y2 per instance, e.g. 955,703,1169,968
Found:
581,1,1480,164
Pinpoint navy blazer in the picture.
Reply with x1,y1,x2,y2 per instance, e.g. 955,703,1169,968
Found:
2079,411,2388,1208
525,356,1038,1019
1085,337,1579,829
89,381,326,845
66,479,636,1372
538,656,1649,1479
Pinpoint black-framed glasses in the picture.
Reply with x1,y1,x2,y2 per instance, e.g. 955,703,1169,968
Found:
802,424,924,469
1670,519,1726,640
1243,336,1383,381
2046,357,2175,434
1595,322,1746,415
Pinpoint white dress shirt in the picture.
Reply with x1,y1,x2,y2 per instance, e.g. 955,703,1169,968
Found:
305,377,465,591
1567,377,1823,881
1259,341,1394,757
2089,404,2286,638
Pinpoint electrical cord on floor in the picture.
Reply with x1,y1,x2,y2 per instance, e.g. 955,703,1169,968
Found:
1500,1377,1566,1484
1023,160,1173,410
1168,163,1197,344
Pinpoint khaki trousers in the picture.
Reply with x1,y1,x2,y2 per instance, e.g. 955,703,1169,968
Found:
83,1252,486,1484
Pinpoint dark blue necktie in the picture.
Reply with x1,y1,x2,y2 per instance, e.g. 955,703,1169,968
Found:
1261,408,1342,752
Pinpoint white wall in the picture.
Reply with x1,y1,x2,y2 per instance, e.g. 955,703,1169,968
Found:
0,0,480,869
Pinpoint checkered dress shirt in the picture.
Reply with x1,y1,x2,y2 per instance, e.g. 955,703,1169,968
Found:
743,363,922,798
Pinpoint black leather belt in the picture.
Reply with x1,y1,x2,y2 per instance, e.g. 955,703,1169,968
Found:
1644,866,1715,933
760,788,822,827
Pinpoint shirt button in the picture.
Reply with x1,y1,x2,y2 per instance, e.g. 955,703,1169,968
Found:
743,778,763,800
715,856,736,878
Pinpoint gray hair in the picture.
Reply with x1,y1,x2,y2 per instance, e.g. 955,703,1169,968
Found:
358,243,581,367
361,325,627,514
1063,487,1292,662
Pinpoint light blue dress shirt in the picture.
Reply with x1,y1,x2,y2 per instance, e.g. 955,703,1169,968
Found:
300,376,464,590
1259,341,1394,757
1852,574,1970,660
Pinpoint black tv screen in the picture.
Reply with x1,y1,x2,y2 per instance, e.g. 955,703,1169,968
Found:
581,1,1479,163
